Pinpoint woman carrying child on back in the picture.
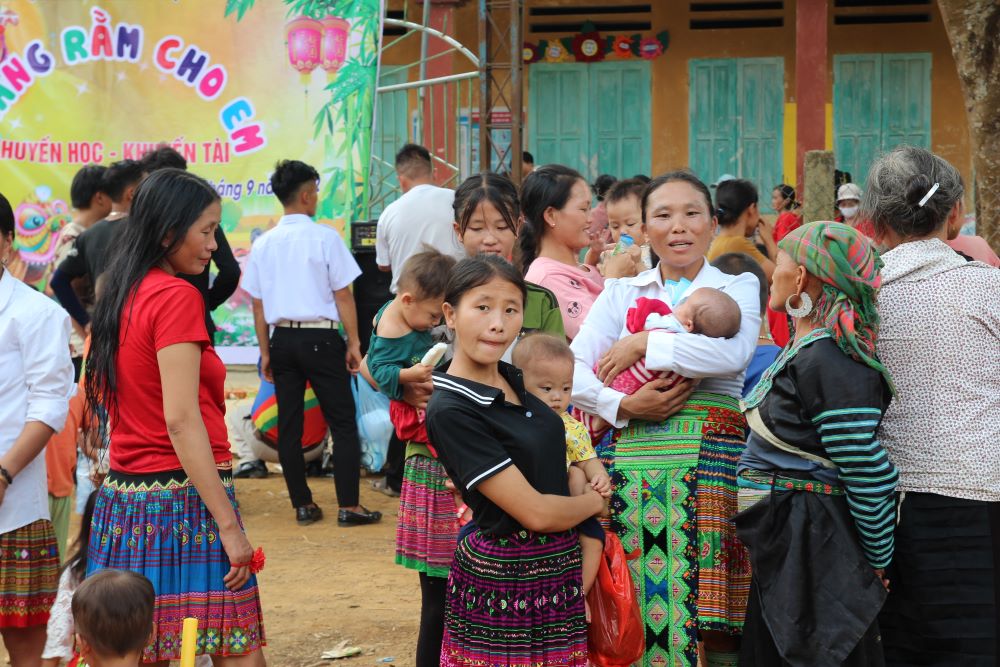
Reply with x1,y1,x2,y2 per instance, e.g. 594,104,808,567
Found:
366,248,457,667
427,255,605,666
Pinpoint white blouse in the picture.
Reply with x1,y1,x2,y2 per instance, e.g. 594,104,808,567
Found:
876,239,1000,502
571,260,760,427
0,269,75,534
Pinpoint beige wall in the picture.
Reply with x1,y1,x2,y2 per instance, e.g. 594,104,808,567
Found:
379,1,971,188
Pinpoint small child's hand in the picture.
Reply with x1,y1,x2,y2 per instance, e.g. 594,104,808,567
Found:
591,470,612,497
402,363,434,385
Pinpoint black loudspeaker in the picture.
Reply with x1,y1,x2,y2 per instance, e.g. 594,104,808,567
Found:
351,220,391,356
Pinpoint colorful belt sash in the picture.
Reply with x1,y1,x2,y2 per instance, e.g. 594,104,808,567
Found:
738,469,844,496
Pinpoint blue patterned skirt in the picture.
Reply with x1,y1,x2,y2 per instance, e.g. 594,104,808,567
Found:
88,469,264,662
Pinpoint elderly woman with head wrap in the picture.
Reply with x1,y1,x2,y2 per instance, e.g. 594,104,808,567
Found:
734,222,897,667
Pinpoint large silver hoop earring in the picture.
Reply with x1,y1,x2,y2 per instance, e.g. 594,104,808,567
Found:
785,292,813,318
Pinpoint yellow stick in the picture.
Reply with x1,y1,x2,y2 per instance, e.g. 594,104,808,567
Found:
179,617,199,667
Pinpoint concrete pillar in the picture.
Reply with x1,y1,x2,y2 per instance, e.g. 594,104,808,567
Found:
803,150,835,224
795,0,828,187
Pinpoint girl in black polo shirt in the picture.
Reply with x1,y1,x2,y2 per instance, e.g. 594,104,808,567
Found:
426,255,604,667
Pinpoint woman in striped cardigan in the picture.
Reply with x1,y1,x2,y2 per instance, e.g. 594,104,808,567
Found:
735,221,897,667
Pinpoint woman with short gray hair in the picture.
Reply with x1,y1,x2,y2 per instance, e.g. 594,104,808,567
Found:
863,145,1000,666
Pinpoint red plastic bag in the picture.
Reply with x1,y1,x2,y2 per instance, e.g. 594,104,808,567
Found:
587,532,644,667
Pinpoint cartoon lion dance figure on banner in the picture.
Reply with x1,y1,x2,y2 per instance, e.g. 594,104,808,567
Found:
14,197,72,287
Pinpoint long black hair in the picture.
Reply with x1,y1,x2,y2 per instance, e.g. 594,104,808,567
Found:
453,173,521,237
85,169,220,438
64,490,98,581
515,164,584,275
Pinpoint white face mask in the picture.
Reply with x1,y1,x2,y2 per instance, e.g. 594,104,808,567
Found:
839,205,859,220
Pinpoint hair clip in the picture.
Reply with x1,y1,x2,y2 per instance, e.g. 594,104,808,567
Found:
918,182,940,207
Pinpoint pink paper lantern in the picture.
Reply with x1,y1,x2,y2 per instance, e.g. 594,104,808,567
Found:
285,16,322,76
320,16,349,77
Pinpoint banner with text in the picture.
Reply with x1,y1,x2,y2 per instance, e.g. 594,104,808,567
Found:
0,0,381,358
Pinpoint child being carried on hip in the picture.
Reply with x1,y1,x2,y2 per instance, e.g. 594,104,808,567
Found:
366,248,457,450
512,333,611,598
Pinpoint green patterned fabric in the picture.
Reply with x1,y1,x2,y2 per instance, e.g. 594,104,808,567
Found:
598,392,750,667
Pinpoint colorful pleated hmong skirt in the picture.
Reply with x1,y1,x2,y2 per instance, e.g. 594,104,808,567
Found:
395,449,459,578
88,469,265,662
595,391,750,667
0,519,59,628
441,527,588,667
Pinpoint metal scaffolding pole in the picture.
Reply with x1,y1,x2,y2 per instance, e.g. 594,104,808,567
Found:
478,0,523,182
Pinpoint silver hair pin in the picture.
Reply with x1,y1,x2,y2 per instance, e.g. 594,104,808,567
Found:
918,182,940,207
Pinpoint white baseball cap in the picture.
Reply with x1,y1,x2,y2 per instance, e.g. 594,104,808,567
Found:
837,183,863,203
711,174,736,188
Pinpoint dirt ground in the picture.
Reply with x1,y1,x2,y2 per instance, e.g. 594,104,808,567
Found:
0,368,420,667
226,366,421,666
234,468,419,666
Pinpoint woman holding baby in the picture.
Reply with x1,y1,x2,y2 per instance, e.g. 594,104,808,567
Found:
571,171,761,667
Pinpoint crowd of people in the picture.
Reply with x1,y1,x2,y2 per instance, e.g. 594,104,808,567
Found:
0,140,998,667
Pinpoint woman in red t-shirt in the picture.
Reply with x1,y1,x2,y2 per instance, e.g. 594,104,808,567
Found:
770,183,802,243
84,169,265,666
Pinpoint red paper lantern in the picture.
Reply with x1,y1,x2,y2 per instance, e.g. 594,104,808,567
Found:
320,16,349,80
285,16,322,83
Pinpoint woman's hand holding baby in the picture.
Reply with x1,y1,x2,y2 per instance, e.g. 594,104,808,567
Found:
597,331,649,385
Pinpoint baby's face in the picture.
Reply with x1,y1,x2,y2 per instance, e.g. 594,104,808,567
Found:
402,294,445,332
606,195,645,245
522,357,574,413
669,300,697,333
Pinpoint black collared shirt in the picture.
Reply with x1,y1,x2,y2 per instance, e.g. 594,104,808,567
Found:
426,361,569,536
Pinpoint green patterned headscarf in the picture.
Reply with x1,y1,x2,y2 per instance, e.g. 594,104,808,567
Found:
778,221,893,390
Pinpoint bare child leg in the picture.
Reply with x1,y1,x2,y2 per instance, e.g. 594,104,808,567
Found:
568,465,603,598
580,533,603,596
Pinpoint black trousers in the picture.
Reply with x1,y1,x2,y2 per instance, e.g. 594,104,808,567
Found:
384,432,405,492
269,327,360,508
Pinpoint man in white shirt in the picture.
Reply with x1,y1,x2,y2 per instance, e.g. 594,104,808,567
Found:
375,143,464,294
242,160,381,528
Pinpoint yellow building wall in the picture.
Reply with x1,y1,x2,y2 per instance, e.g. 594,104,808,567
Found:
380,0,971,191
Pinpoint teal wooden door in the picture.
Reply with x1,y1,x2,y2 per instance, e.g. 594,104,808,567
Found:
834,53,931,184
690,59,738,187
882,54,932,150
833,55,882,187
529,62,650,180
591,61,651,179
530,64,590,173
689,58,784,210
370,68,408,216
738,58,785,206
